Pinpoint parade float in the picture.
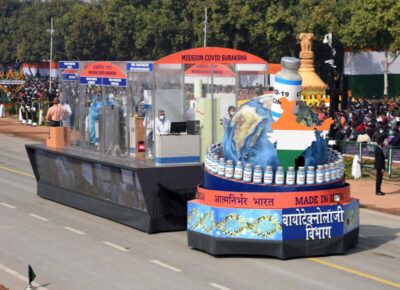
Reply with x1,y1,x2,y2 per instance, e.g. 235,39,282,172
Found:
187,38,359,259
26,48,269,234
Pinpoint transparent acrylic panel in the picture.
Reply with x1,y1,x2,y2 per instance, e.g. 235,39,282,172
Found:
100,86,130,157
59,69,81,147
237,64,268,105
155,64,184,122
184,63,236,148
152,64,184,157
127,67,154,116
127,64,154,159
80,84,103,153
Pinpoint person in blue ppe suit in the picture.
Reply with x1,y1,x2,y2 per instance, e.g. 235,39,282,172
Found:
89,95,100,145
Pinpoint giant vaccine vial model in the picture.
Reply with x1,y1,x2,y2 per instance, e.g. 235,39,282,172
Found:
187,57,359,258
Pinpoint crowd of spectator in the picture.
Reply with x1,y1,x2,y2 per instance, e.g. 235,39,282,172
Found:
16,75,59,103
14,75,59,126
312,96,400,147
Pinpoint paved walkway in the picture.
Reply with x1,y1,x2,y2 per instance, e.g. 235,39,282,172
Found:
0,116,48,142
348,177,400,215
0,116,399,215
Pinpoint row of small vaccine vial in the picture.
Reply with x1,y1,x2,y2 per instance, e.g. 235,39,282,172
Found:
204,156,344,185
205,144,343,168
206,145,342,164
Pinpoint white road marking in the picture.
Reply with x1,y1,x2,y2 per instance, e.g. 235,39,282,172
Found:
150,259,182,272
102,241,129,252
63,226,86,235
359,234,367,238
209,282,231,290
29,214,48,222
0,202,16,209
0,262,48,290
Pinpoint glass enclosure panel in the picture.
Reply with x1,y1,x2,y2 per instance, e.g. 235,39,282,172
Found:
100,86,129,157
237,63,268,107
183,63,237,150
150,64,184,158
81,84,103,153
75,61,130,158
58,62,81,146
127,62,155,158
154,64,183,122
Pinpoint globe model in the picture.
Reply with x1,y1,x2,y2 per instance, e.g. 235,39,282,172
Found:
223,95,325,170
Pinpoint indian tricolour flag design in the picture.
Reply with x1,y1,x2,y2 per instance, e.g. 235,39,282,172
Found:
270,98,332,170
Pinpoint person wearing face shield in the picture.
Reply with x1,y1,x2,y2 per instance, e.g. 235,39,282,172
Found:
155,109,171,135
222,105,236,130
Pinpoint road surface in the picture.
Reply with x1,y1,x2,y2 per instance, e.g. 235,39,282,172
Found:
0,133,399,290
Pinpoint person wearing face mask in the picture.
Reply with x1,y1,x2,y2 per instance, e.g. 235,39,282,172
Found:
155,109,171,135
372,124,387,143
222,106,236,130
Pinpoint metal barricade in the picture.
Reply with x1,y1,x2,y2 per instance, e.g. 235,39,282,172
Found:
388,146,400,179
334,140,400,179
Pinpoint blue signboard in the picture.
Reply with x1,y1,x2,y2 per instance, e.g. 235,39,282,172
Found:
127,62,153,72
282,204,345,240
62,74,78,81
79,76,126,87
102,77,127,87
59,61,80,69
79,76,102,86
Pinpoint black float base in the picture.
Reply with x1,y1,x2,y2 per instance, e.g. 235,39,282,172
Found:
26,144,202,234
188,228,359,259
37,182,188,233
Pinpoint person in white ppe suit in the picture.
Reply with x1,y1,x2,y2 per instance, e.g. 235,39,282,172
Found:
60,98,72,128
143,109,170,159
155,109,171,135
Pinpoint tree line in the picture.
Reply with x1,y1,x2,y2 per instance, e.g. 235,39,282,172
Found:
0,0,399,84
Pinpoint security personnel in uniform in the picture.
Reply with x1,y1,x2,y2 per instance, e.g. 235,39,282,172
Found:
374,137,386,195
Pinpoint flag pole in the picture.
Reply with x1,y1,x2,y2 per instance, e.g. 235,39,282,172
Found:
25,264,36,290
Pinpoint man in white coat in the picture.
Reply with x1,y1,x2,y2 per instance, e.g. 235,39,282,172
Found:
155,109,171,135
143,109,170,158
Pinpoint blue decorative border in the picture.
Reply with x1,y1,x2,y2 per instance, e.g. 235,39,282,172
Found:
275,77,302,85
156,156,200,164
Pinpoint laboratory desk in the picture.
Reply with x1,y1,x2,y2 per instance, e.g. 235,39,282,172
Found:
155,134,200,165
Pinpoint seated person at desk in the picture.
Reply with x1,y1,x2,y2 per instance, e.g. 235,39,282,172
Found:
155,109,171,135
